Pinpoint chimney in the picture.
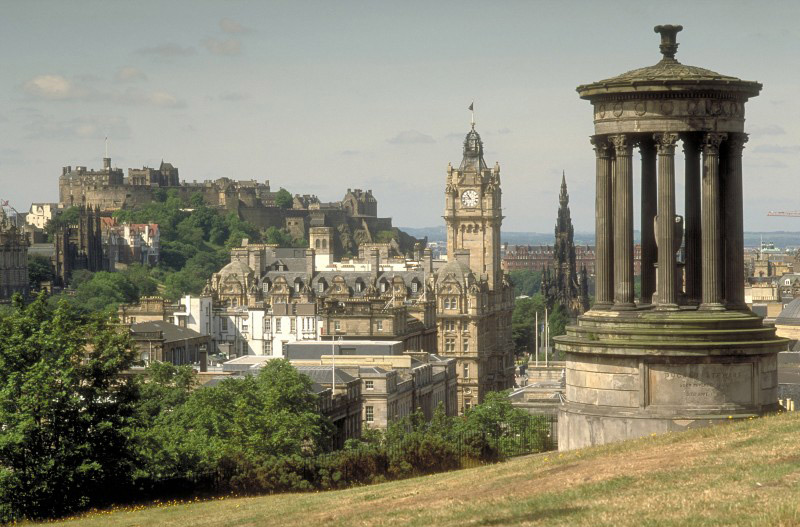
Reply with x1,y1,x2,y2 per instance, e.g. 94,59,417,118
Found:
423,248,433,274
306,248,315,276
371,248,381,279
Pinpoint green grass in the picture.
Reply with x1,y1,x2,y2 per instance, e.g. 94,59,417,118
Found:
26,412,800,527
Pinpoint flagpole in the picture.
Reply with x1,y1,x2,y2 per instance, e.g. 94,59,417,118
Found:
534,310,539,367
545,306,549,368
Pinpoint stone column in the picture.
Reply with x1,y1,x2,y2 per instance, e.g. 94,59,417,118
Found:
724,133,748,309
700,132,727,310
640,139,657,305
610,134,635,309
654,133,679,309
683,135,702,305
592,136,614,308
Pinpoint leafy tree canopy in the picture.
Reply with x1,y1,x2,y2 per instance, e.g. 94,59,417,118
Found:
274,188,293,209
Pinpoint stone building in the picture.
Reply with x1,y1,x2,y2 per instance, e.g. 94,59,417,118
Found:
0,206,29,300
101,218,160,267
58,155,419,258
129,320,211,366
441,123,516,410
541,174,590,316
53,205,104,285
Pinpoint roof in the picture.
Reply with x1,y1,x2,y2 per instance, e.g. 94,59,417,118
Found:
219,259,254,278
296,366,356,385
129,320,206,342
435,258,474,286
776,298,800,326
576,25,761,100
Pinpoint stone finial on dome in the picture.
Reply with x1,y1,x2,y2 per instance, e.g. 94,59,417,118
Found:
654,24,683,62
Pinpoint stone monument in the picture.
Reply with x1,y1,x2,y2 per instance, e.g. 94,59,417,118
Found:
556,25,788,450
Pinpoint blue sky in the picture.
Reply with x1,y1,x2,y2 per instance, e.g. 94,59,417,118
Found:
1,0,798,232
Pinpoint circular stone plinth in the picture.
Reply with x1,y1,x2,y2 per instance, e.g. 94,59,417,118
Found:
555,308,787,451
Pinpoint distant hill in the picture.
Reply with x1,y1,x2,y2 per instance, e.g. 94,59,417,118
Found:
402,227,800,249
45,412,800,526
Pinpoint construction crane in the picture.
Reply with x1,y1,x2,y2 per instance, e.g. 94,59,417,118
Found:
767,211,800,217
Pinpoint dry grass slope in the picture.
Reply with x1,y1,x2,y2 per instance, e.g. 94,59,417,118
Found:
30,412,800,527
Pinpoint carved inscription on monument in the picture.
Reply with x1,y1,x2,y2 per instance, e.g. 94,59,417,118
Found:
648,363,754,406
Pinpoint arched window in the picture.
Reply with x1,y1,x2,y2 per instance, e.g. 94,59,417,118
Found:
318,280,326,293
322,239,328,249
355,279,364,293
315,239,321,249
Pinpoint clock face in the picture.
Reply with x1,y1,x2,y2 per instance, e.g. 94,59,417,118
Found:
461,190,479,208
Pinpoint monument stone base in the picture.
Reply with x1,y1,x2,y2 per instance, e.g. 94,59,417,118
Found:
555,308,786,451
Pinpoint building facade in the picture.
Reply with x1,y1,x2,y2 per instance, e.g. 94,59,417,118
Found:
0,207,29,300
440,124,516,410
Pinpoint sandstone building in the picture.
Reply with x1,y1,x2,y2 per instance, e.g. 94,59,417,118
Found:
0,207,29,300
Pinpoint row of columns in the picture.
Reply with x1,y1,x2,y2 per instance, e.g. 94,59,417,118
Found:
592,131,748,312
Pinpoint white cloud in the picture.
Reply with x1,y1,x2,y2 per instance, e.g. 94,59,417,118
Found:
219,91,249,102
753,144,800,154
26,115,131,140
220,18,251,34
203,37,241,56
387,130,436,144
115,67,147,82
136,43,196,58
749,124,786,136
115,88,186,108
23,74,89,100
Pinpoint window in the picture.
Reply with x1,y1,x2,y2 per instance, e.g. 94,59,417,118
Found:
242,322,249,332
334,320,341,331
411,281,418,293
376,320,383,332
463,363,470,378
264,319,271,333
355,281,363,293
275,318,282,332
281,341,288,355
129,317,136,323
263,340,272,355
464,398,472,410
365,380,374,390
318,282,325,293
290,318,296,333
221,318,228,331
463,339,470,353
365,406,374,422
444,320,455,332
445,338,455,352
380,281,387,293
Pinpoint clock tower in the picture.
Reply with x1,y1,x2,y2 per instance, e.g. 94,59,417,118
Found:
437,120,515,411
444,123,503,289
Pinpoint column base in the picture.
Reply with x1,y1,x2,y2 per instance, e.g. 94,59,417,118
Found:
725,302,749,312
699,302,726,311
655,303,680,311
592,302,613,311
612,302,637,311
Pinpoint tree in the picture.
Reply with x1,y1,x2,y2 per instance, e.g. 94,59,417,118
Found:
0,293,138,521
508,269,542,298
274,188,293,209
27,255,53,288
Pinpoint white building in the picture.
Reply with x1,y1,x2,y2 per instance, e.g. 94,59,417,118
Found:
174,295,321,359
27,203,59,230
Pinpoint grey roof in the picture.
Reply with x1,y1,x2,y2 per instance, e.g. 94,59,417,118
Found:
130,321,206,342
436,258,474,286
776,298,800,326
296,366,356,385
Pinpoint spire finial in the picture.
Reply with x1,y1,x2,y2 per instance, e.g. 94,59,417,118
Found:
468,100,474,129
654,24,683,61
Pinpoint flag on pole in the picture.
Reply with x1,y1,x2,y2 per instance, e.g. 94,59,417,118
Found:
1,200,8,206
468,101,473,111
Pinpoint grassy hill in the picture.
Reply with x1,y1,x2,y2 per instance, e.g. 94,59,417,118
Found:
33,412,800,527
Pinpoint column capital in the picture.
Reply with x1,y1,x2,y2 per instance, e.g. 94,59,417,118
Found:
702,132,727,154
609,134,633,155
590,136,612,158
727,133,749,155
653,133,679,155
